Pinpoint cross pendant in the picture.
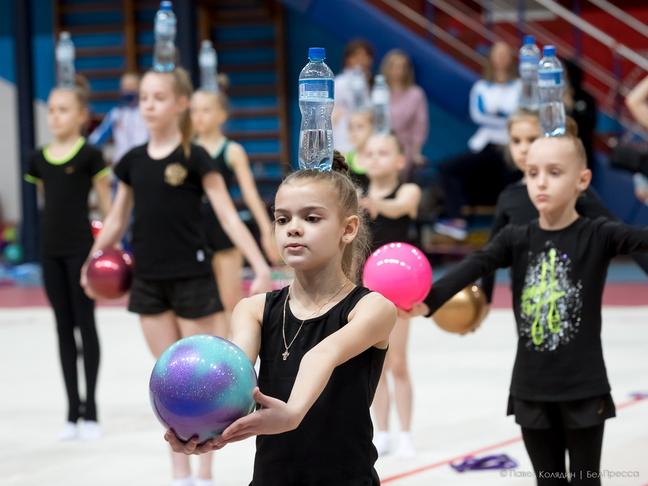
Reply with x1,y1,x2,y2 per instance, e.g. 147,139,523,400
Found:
282,350,289,360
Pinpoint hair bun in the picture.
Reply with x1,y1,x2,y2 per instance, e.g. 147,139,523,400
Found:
332,150,350,176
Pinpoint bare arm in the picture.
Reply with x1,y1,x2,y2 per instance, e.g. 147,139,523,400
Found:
92,173,112,217
228,143,281,264
203,172,272,293
626,76,648,129
88,182,133,255
227,293,265,360
218,292,396,443
368,183,421,219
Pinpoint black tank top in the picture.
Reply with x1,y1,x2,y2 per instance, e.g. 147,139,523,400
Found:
251,285,386,486
210,139,234,189
367,183,413,250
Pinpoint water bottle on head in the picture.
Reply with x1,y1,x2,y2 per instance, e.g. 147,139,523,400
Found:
298,47,334,171
199,40,218,92
153,1,177,73
56,31,76,88
538,45,566,137
519,35,540,110
372,74,391,134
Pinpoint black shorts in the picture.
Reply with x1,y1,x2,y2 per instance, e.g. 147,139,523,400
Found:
128,273,223,319
507,394,616,429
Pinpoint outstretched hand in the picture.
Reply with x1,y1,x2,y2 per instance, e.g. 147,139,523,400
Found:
164,430,226,455
218,387,300,445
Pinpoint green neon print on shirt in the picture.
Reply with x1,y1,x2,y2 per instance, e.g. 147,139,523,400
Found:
521,248,566,346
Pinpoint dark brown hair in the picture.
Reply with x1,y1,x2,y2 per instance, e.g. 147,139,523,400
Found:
343,39,375,66
279,152,370,281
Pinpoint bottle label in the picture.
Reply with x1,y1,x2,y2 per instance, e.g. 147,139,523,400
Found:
520,55,539,65
538,69,562,87
299,79,334,100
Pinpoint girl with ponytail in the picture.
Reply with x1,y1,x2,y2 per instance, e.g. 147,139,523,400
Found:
82,67,272,486
166,152,397,486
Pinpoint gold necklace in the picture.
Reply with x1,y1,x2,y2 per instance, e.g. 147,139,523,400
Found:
281,282,350,361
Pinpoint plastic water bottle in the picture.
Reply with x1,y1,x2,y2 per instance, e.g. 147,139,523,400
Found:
372,74,391,134
538,45,566,136
153,1,176,73
349,66,370,111
199,40,218,92
298,47,334,171
519,35,540,110
55,31,76,88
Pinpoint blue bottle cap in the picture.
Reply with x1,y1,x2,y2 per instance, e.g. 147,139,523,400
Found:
160,1,172,10
308,47,326,61
523,35,535,45
543,45,556,57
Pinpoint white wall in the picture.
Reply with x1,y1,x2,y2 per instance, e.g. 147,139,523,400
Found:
0,78,50,224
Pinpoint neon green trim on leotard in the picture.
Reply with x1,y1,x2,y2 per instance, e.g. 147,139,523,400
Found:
24,174,40,184
345,150,367,175
93,166,112,181
43,137,86,165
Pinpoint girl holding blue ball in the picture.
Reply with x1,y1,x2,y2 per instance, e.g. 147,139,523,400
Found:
167,152,397,486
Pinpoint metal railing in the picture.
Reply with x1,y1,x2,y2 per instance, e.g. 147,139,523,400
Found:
586,0,648,41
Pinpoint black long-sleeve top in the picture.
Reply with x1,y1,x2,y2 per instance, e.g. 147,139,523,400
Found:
425,217,648,401
482,182,648,302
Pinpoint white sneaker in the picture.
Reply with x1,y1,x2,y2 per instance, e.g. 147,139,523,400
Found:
171,478,194,486
394,432,416,458
57,422,78,441
194,479,213,486
373,430,391,456
78,421,103,441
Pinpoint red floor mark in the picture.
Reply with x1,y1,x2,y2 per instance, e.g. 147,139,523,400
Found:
381,396,647,484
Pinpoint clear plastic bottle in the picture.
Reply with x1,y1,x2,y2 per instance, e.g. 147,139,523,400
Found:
349,66,370,111
371,74,391,134
538,45,566,136
199,40,218,92
519,34,540,110
153,1,176,73
298,47,334,171
55,31,75,88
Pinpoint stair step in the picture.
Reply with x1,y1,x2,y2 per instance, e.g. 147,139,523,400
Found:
60,2,120,14
211,17,273,27
89,91,119,102
65,23,123,34
226,130,280,141
214,7,269,19
220,62,275,73
230,107,279,119
213,39,274,50
78,68,123,79
76,45,124,58
228,85,276,96
248,153,283,163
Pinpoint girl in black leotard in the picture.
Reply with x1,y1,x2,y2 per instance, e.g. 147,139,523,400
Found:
360,133,421,457
167,153,397,486
191,89,281,336
25,78,112,441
